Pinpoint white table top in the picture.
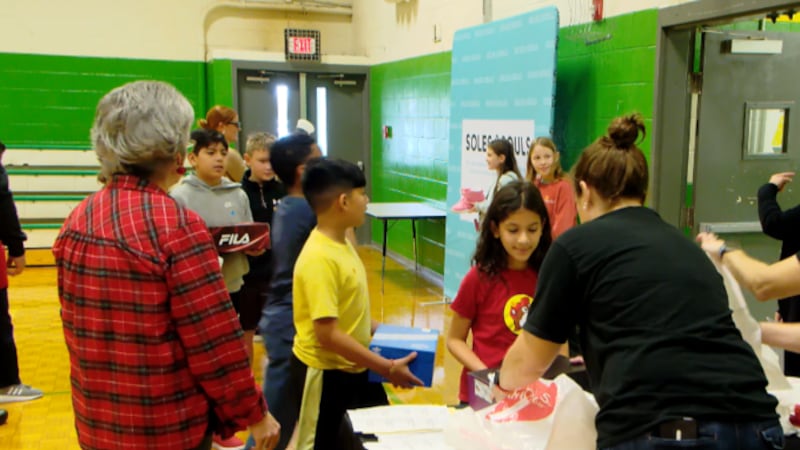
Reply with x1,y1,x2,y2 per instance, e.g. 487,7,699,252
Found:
366,202,446,220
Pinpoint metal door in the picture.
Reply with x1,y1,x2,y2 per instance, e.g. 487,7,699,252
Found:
307,73,369,241
237,70,301,141
306,74,367,165
694,30,800,321
236,69,370,242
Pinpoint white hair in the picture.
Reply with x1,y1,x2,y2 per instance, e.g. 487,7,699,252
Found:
92,81,194,183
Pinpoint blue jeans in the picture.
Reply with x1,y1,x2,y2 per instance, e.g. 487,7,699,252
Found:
246,308,298,450
602,419,784,450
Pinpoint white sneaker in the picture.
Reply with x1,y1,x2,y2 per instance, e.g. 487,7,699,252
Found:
0,384,44,403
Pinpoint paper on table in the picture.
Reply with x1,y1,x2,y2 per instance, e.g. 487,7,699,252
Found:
348,405,449,434
363,432,452,450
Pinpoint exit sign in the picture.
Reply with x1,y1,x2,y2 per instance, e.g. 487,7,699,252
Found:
285,29,321,62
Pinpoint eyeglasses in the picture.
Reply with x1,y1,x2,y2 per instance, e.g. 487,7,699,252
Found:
228,121,241,129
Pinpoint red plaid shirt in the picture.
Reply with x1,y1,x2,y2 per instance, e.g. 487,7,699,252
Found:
53,175,266,450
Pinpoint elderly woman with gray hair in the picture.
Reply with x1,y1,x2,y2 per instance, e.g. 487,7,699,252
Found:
53,81,279,450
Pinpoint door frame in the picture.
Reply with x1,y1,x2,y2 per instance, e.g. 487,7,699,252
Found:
652,0,800,228
230,59,372,193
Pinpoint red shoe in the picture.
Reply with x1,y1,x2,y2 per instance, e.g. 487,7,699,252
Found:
212,434,245,450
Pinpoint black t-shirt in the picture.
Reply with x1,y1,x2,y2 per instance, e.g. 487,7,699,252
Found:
524,207,778,448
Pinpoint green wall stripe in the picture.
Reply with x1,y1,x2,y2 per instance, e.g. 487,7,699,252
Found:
0,52,208,148
7,168,97,175
21,223,63,230
207,59,234,109
15,195,87,201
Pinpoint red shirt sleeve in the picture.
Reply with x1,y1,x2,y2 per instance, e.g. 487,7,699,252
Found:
450,267,482,320
164,212,266,437
551,179,578,239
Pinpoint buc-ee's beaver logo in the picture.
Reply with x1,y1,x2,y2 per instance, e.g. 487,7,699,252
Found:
503,294,532,334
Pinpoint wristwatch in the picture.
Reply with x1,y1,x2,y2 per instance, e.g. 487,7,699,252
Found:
719,244,729,259
492,370,512,394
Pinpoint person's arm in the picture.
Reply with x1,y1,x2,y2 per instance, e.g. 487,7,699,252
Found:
371,319,380,335
761,322,800,353
473,188,492,214
446,313,488,372
551,181,577,238
498,330,562,391
758,173,800,240
698,232,800,301
314,318,423,387
298,249,421,387
0,167,26,275
164,214,269,438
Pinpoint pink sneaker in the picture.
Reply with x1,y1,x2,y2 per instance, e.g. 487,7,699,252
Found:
452,188,485,212
212,434,245,450
463,188,485,203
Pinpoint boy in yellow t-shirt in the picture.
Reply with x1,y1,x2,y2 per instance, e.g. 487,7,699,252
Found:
291,158,423,450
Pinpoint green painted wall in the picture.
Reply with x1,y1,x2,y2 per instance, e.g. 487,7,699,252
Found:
0,52,210,148
206,59,234,109
368,10,660,275
554,10,658,169
369,52,451,274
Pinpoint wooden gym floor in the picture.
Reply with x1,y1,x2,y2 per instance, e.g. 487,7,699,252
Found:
0,246,459,449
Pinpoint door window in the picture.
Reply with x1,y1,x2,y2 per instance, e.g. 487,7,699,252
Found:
744,102,791,158
276,84,290,138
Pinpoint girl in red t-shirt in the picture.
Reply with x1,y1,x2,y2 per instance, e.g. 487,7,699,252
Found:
447,181,552,405
526,137,577,239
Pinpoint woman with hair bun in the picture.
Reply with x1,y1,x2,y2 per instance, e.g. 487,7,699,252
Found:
199,105,247,182
499,114,782,449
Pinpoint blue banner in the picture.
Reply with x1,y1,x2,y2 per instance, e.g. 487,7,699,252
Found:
444,7,559,299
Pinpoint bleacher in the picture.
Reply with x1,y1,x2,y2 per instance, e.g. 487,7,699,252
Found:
4,148,101,264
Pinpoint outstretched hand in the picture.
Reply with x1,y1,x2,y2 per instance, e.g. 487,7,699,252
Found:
696,232,725,262
769,172,795,191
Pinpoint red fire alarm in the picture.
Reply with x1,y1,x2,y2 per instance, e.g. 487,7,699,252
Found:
593,0,603,21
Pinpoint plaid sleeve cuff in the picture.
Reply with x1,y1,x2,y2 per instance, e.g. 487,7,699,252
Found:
214,385,268,439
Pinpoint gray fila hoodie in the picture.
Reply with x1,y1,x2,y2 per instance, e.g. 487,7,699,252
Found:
170,173,253,293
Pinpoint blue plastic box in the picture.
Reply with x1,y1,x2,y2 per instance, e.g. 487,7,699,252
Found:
368,324,439,387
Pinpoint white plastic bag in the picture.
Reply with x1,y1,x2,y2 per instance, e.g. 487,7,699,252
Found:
715,260,790,391
713,259,798,433
444,374,597,450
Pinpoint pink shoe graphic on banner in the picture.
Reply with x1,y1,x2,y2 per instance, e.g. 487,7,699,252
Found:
452,188,485,212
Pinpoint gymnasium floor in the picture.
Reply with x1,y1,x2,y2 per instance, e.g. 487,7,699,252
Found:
0,246,459,449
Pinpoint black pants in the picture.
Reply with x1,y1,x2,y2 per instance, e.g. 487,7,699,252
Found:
291,355,388,450
0,288,21,388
